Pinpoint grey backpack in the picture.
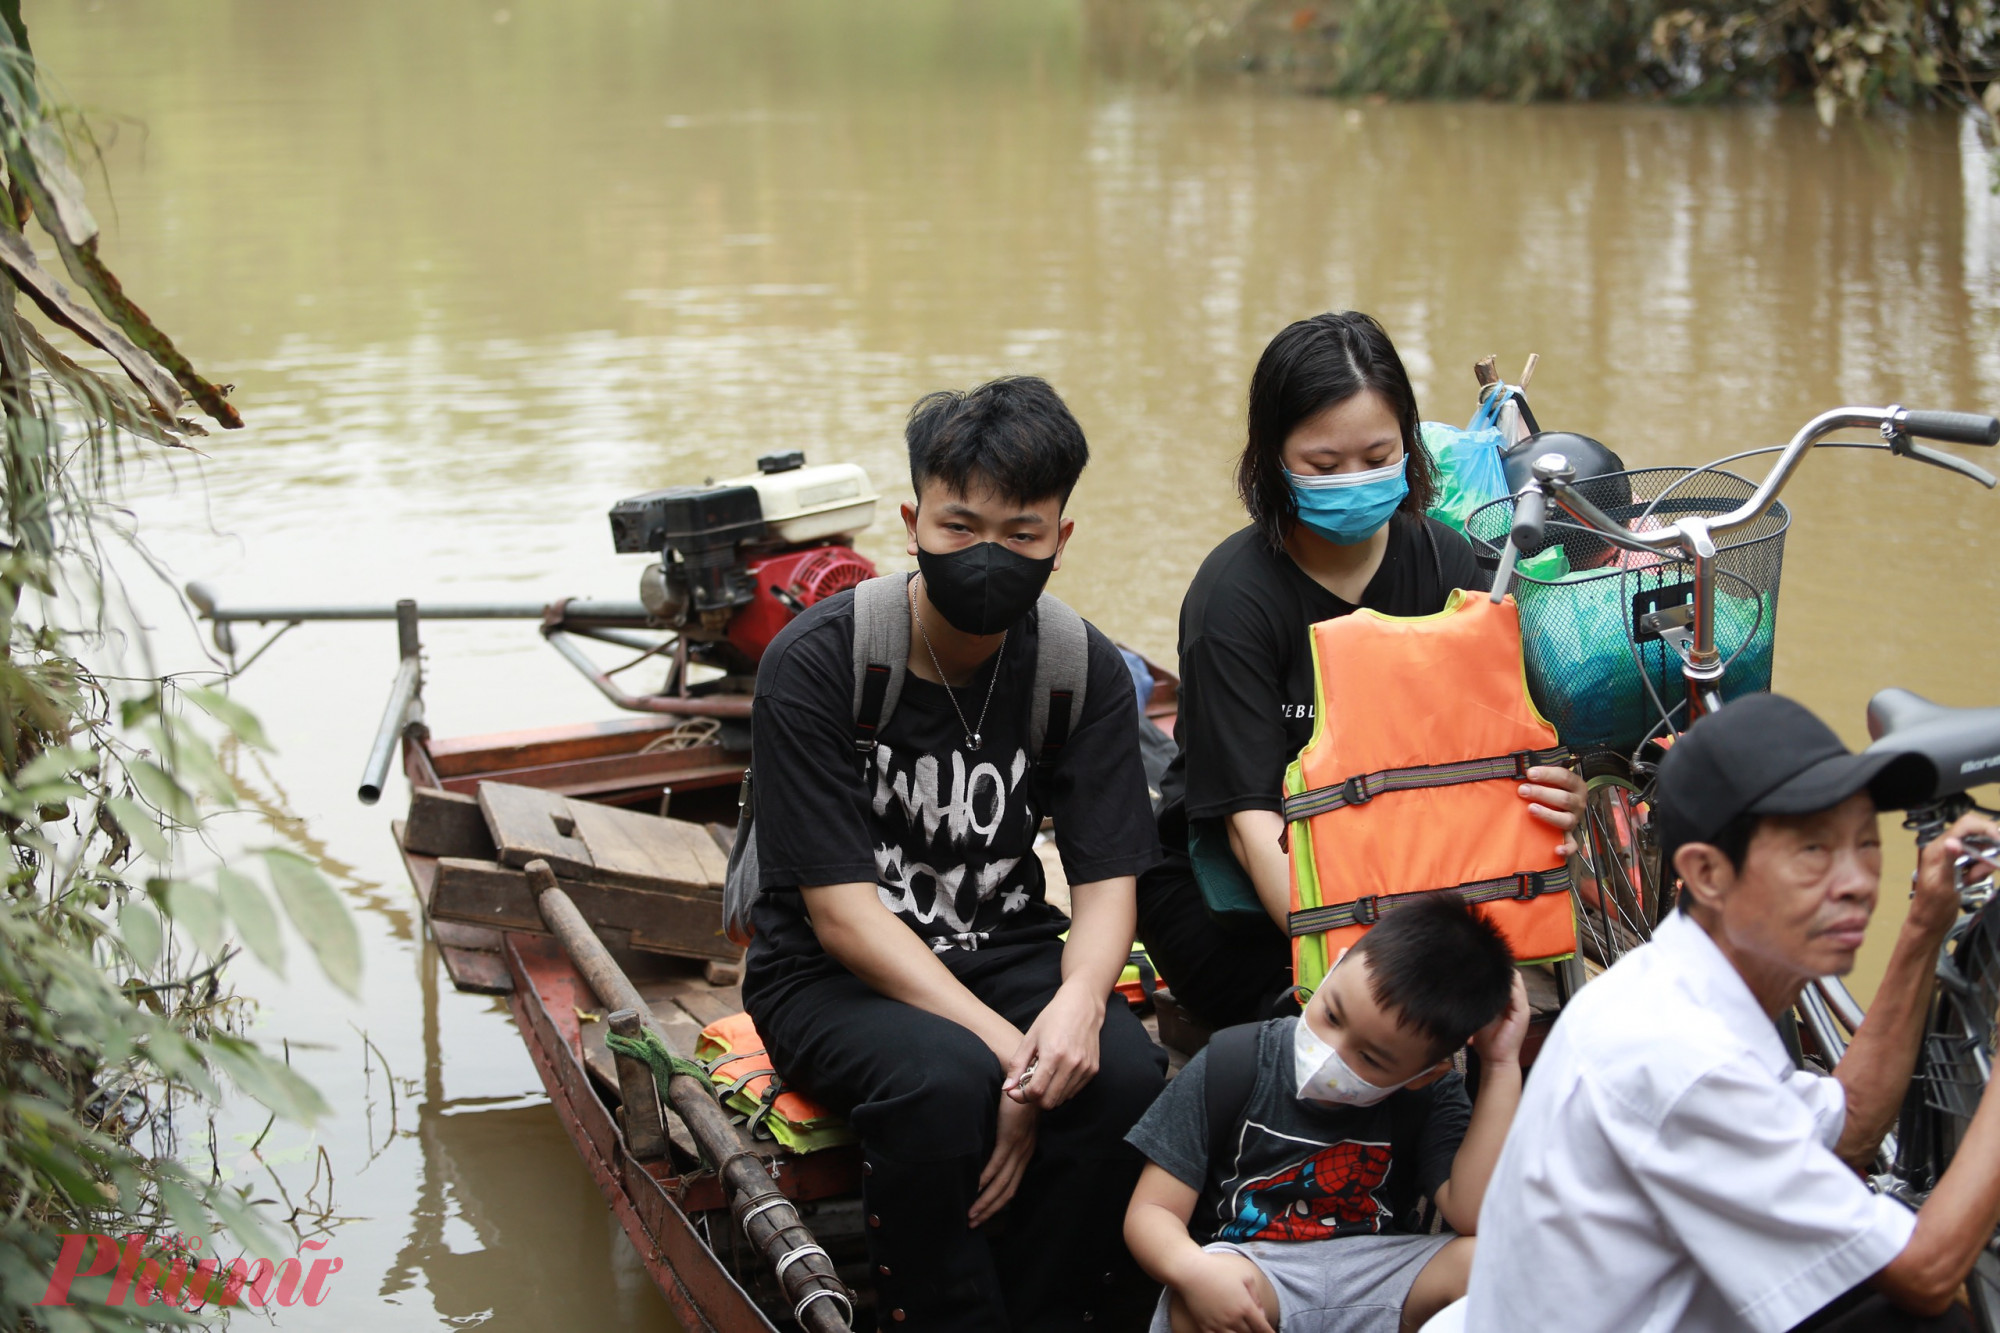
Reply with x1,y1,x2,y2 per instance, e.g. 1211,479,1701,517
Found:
721,572,1089,945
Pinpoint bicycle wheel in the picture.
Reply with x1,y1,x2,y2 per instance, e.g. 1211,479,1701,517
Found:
1572,751,1665,970
1894,907,2000,1330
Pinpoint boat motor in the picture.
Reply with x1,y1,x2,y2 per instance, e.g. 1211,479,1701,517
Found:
609,452,879,667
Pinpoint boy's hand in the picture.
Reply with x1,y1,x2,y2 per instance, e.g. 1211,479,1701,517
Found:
1471,970,1531,1068
1005,982,1104,1110
1520,764,1587,858
970,1095,1037,1227
1175,1252,1276,1333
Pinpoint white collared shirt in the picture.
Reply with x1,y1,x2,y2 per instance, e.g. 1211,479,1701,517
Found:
1466,911,1916,1333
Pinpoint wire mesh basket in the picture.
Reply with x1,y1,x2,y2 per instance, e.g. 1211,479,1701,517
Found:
1465,467,1790,757
1926,907,2000,1120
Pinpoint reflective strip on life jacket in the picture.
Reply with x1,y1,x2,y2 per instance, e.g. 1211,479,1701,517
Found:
1285,589,1579,996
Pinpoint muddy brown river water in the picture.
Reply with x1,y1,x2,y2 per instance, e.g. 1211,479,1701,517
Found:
32,1,2000,1326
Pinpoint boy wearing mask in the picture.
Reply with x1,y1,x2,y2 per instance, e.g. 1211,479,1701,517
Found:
1123,896,1526,1333
741,377,1166,1332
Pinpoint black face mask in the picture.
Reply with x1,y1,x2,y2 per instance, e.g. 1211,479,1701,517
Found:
915,540,1055,636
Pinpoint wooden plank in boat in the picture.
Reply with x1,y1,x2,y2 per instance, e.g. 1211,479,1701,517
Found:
479,782,594,877
395,822,512,993
405,787,494,860
430,857,739,963
671,986,743,1030
564,798,726,893
442,748,743,803
425,714,691,777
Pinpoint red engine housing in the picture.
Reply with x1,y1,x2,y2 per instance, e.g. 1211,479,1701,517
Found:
726,543,878,663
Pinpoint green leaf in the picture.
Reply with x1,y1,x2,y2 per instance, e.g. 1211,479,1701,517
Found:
150,717,237,808
118,900,160,970
106,796,170,861
185,685,274,752
260,849,360,996
162,879,224,959
155,1171,217,1250
206,1036,330,1125
215,866,283,974
128,760,198,825
16,744,98,786
202,1182,285,1263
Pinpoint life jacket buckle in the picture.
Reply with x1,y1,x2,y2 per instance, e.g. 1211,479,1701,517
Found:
1510,750,1536,780
1351,895,1380,925
1341,775,1373,806
1512,872,1538,901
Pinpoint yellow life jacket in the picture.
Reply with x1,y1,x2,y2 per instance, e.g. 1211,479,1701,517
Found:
1283,590,1578,996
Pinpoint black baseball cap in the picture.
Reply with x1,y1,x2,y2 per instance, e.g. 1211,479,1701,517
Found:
1655,693,1937,874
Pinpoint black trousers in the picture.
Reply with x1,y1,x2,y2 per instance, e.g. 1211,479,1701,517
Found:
749,940,1168,1333
1787,1282,1976,1332
1134,852,1296,1030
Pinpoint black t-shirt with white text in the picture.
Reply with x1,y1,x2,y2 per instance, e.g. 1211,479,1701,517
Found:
1125,1016,1470,1244
742,587,1161,1013
1157,514,1483,844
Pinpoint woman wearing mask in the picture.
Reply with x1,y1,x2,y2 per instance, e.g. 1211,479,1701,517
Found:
1137,311,1588,1029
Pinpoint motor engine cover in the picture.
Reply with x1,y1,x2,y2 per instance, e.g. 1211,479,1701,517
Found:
726,544,878,661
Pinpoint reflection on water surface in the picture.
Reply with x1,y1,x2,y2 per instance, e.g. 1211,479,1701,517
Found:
34,1,2000,1326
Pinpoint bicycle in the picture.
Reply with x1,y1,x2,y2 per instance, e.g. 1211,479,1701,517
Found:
1483,403,2000,1324
1468,404,1999,975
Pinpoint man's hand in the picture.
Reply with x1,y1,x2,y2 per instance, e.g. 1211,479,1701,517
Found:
1172,1252,1277,1333
1909,812,2000,940
1471,970,1531,1068
1004,982,1105,1110
1521,764,1588,858
970,1094,1037,1227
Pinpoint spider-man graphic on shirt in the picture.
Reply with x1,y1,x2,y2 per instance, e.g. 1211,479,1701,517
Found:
1217,1123,1394,1242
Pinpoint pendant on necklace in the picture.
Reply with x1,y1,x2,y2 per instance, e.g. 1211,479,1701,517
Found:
968,733,982,751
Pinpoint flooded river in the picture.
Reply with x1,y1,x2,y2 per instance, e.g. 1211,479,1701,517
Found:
34,0,2000,1327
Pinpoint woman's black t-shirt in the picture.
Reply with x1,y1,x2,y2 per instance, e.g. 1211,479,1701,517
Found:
1157,513,1484,839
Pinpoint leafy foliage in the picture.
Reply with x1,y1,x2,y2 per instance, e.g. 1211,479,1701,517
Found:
0,4,359,1327
1100,0,2000,124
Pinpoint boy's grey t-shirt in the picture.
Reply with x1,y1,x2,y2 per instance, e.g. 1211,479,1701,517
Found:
1126,1016,1471,1245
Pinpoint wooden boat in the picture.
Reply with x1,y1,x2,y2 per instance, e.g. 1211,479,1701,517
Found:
390,663,1190,1333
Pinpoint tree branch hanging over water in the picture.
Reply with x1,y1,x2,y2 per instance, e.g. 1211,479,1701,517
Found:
0,4,363,1327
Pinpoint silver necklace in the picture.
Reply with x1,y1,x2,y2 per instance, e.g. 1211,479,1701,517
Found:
911,576,1004,751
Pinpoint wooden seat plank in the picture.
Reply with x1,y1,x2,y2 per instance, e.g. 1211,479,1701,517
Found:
478,781,594,877
564,799,726,892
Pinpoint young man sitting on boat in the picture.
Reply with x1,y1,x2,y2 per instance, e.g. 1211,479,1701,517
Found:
1459,694,2000,1333
739,376,1168,1332
1124,895,1527,1333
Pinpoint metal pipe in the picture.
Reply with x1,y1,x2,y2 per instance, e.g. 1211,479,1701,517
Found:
526,862,851,1333
544,629,753,718
1815,976,1868,1035
186,581,651,627
358,653,421,805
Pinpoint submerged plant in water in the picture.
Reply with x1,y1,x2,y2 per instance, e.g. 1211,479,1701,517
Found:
0,2,360,1326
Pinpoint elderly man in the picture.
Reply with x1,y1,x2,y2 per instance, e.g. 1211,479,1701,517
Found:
1463,693,2000,1332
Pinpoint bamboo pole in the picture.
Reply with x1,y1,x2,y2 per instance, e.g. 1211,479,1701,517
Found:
526,860,853,1332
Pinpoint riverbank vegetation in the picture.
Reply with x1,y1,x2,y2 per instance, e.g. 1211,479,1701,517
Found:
0,3,359,1326
1090,0,2000,124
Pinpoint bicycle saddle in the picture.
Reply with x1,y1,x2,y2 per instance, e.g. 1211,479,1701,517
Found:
1864,688,2000,802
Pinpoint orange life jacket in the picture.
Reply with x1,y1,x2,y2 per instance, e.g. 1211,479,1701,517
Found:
696,1011,854,1154
1283,590,1577,994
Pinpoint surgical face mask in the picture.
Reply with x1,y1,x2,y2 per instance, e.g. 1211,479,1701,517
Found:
916,540,1055,636
1292,1008,1417,1108
1286,456,1409,546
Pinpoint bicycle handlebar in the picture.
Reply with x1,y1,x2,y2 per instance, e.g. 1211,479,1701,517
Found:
1904,410,2000,447
1532,405,2000,554
1510,485,1548,550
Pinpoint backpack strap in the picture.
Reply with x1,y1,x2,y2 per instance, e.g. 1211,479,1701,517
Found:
1203,1023,1263,1184
1028,592,1089,768
850,574,915,761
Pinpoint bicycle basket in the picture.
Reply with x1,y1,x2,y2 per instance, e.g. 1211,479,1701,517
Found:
1464,467,1790,756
